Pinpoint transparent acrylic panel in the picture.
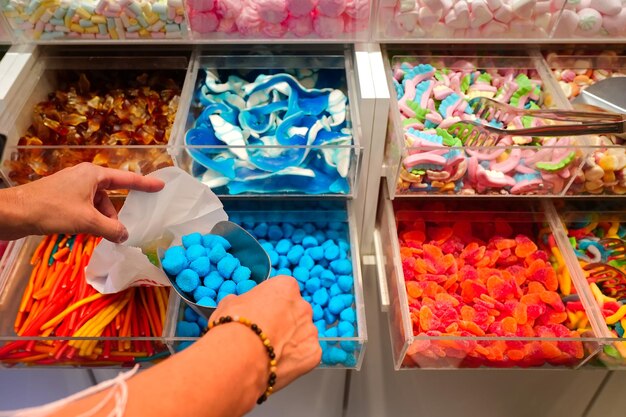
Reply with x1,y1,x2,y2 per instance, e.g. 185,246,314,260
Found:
383,52,590,198
0,0,188,42
378,198,604,369
174,53,362,197
170,200,367,369
0,54,192,192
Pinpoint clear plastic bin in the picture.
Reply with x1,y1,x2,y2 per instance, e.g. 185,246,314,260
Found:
376,195,607,369
185,0,371,42
0,53,193,190
170,199,367,369
382,52,588,198
551,4,626,40
173,53,362,197
0,0,188,42
374,0,563,41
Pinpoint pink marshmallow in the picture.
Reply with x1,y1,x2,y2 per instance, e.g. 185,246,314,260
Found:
397,9,419,32
595,0,622,16
217,17,237,32
444,1,470,29
552,8,579,37
602,8,626,36
256,0,288,24
216,0,242,19
288,15,314,36
418,6,442,29
576,8,603,35
550,0,566,13
287,0,317,17
317,0,347,17
470,0,494,28
422,0,452,13
535,1,551,14
510,0,535,20
187,0,215,12
189,10,219,33
235,6,262,34
313,15,345,37
345,0,370,19
480,20,509,35
262,22,288,37
494,4,514,24
344,15,369,32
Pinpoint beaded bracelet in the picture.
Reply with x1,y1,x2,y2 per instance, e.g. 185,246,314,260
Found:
205,316,277,405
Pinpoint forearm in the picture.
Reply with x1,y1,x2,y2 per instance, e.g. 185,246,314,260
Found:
49,324,268,417
0,187,34,240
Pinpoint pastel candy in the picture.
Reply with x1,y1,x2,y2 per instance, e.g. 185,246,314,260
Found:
219,280,237,295
202,234,231,250
162,254,188,276
276,239,293,255
306,277,322,293
510,0,534,20
596,0,621,16
470,0,494,28
330,259,352,275
345,0,370,19
189,11,219,33
338,274,354,292
209,244,227,264
553,9,579,37
256,0,288,24
197,297,218,308
603,9,626,35
164,246,186,261
340,308,356,323
293,266,310,282
314,15,345,37
314,288,330,306
187,0,216,11
576,8,602,35
317,0,346,17
287,0,316,17
313,304,324,321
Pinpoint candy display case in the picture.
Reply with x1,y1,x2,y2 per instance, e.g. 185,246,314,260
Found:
170,199,368,369
375,194,608,369
381,51,590,198
551,3,626,41
0,52,193,188
173,52,363,197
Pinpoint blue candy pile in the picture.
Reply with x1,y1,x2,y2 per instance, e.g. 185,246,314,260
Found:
162,232,258,313
176,218,359,367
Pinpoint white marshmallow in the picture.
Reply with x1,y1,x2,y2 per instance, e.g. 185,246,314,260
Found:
396,9,420,32
421,0,452,13
553,8,579,37
603,8,626,35
400,0,417,13
595,0,622,16
452,0,471,28
510,0,535,20
471,0,494,27
494,4,514,23
534,12,551,30
481,20,509,35
485,0,502,11
576,8,603,35
418,6,443,28
535,1,551,14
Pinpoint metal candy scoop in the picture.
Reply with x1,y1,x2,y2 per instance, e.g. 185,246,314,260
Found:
572,76,626,114
158,220,271,320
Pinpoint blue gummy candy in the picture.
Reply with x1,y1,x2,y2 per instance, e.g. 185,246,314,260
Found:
202,234,231,250
164,246,185,261
338,275,354,292
299,255,314,270
329,221,343,230
324,245,340,261
217,291,231,303
162,254,188,276
313,288,329,306
314,320,327,336
193,286,217,302
276,239,293,255
291,229,306,244
330,259,352,275
176,269,200,293
326,230,340,240
328,347,348,365
286,245,305,265
314,221,327,228
319,340,328,353
298,281,305,292
268,250,279,267
344,354,357,367
293,266,309,283
276,267,292,276
189,256,211,277
217,255,240,279
268,225,283,240
320,270,336,288
340,308,356,323
186,244,207,262
330,284,342,297
338,240,350,252
198,317,208,329
236,279,257,295
303,295,312,303
340,340,357,353
328,296,345,315
177,321,200,337
325,326,338,337
197,297,217,308
310,264,325,278
182,232,202,248
338,321,355,337
176,341,194,352
253,223,268,239
208,245,227,264
312,304,324,321
232,266,252,283
282,223,295,238
204,271,224,291
321,239,334,250
219,280,237,295
339,294,354,307
184,307,199,322
308,246,324,261
305,277,321,294
278,256,290,269
302,223,315,234
261,242,275,253
302,236,318,249
324,310,337,325
313,231,326,244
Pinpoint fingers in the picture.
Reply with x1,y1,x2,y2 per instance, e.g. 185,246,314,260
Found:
95,166,165,193
85,210,129,243
94,190,118,220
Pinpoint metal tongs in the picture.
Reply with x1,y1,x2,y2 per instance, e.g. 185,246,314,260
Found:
447,96,626,147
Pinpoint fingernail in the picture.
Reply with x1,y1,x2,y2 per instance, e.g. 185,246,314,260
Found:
119,229,129,243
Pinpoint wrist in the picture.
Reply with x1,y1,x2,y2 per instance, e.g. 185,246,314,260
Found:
0,187,34,240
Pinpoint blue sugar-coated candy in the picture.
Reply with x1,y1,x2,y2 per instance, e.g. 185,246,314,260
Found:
303,295,312,303
176,269,200,293
236,280,257,295
338,321,355,337
291,229,306,244
204,271,224,291
324,245,340,261
177,341,194,352
186,244,207,262
329,222,342,230
330,259,352,275
322,350,332,365
282,223,295,238
344,354,357,367
208,245,227,264
314,221,328,228
218,255,240,279
276,239,292,255
293,266,309,283
312,304,324,321
276,267,292,276
268,225,283,241
197,297,217,308
338,275,354,292
326,230,340,240
319,340,328,353
232,266,252,283
339,249,348,259
252,222,268,239
261,242,275,253
202,234,231,250
318,259,329,268
338,239,350,252
217,291,231,303
162,254,188,276
324,310,337,325
193,286,217,302
302,236,318,249
303,223,315,234
313,231,326,245
330,284,342,297
164,246,185,261
184,307,199,322
182,232,202,248
177,321,200,337
340,308,356,323
219,280,237,295
339,294,354,307
299,255,314,270
340,340,357,353
189,256,211,277
286,245,305,265
321,239,334,250
314,320,326,336
313,288,329,307
268,250,279,267
324,327,338,337
328,347,348,365
310,264,325,278
328,297,345,315
278,256,290,269
307,246,324,261
320,270,336,288
198,317,208,329
305,277,321,294
298,281,305,292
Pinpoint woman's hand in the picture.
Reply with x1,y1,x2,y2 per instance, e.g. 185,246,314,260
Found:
212,275,322,390
3,163,164,242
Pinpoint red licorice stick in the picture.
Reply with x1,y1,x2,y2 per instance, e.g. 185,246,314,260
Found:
139,288,158,336
103,325,112,359
140,311,155,356
54,342,71,360
145,288,162,336
20,293,73,337
49,263,72,300
131,308,141,352
0,341,28,358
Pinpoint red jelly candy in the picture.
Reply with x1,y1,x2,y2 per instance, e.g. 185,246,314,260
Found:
419,305,440,331
514,235,538,258
461,280,488,304
428,226,454,243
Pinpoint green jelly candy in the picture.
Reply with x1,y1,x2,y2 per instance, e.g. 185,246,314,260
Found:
536,151,575,172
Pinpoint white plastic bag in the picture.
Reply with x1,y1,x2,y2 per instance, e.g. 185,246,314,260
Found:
86,167,227,294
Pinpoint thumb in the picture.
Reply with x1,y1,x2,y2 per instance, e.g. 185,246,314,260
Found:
87,211,129,243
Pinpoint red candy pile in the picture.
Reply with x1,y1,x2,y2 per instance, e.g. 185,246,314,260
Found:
398,218,584,368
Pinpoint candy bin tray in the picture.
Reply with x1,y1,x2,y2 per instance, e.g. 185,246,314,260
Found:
0,53,194,191
382,50,593,198
549,201,626,369
171,199,367,369
375,191,607,370
173,52,362,197
0,235,177,368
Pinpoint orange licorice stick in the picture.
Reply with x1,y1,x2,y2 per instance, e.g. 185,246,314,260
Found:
34,234,58,289
58,235,69,249
144,287,162,335
40,292,104,331
52,246,70,261
139,288,158,336
155,287,168,326
68,235,84,267
30,236,49,265
18,260,41,315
